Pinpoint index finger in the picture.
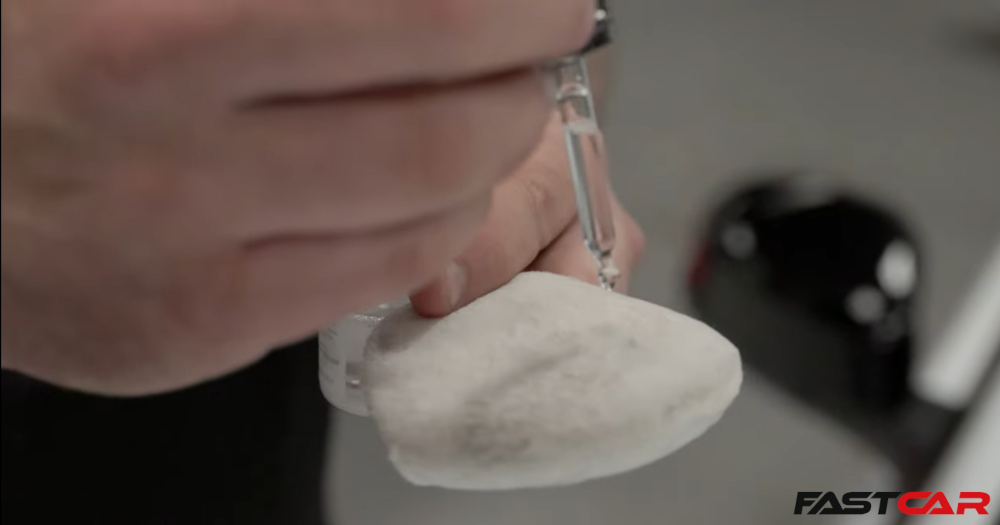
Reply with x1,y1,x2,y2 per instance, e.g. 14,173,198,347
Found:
235,0,598,98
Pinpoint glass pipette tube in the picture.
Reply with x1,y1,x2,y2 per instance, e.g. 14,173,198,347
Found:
548,55,619,290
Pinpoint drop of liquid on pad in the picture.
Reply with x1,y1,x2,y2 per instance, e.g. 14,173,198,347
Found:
363,272,742,490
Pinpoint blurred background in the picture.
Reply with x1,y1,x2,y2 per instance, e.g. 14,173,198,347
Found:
326,0,999,523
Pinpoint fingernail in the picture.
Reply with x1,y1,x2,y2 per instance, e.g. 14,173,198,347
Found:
443,262,467,311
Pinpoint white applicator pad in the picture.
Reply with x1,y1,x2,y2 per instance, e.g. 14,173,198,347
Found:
363,272,742,490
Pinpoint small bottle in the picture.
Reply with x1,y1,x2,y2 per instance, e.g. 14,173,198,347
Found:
318,301,406,417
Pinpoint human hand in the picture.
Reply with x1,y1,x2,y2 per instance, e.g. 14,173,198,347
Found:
1,0,596,394
410,112,646,317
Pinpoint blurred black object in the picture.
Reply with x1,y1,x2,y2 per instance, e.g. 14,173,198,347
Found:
580,0,613,54
688,174,961,485
2,339,328,525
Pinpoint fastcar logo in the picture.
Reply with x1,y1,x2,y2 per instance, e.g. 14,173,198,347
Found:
794,492,991,515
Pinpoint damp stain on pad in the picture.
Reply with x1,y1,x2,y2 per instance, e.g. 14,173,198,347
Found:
363,272,742,490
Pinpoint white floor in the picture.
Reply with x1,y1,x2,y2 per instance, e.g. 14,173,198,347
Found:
324,0,1000,523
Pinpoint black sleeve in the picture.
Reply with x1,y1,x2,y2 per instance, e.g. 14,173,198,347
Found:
2,338,330,525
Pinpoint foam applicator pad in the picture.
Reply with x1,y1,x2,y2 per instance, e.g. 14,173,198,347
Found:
363,272,742,490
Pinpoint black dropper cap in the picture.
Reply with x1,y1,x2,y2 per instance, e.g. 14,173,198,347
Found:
580,0,613,54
